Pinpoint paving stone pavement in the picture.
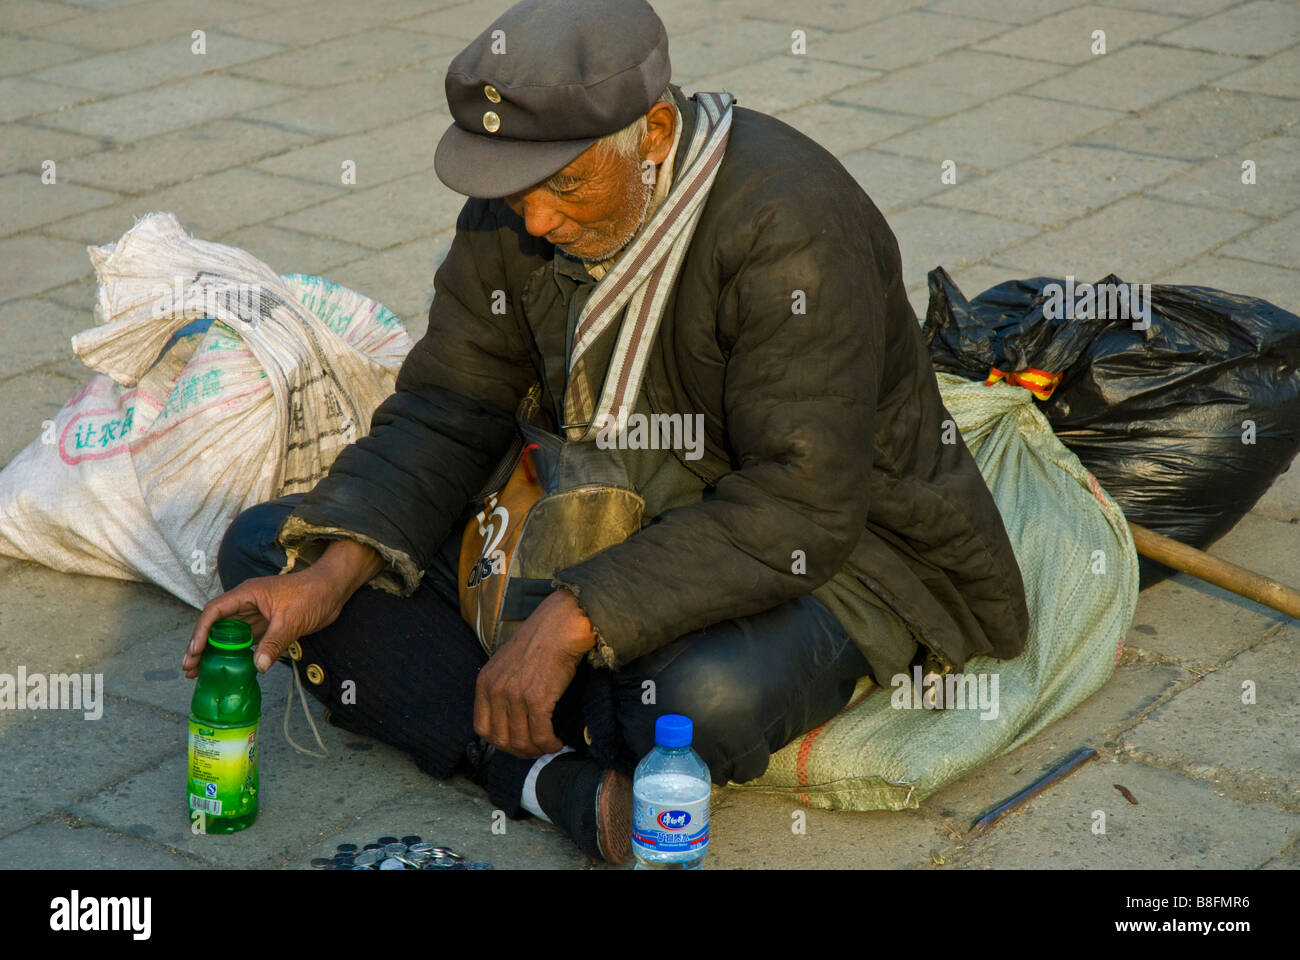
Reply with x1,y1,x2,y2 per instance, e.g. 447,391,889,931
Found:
0,0,1297,871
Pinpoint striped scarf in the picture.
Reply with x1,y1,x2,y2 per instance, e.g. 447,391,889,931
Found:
561,91,735,441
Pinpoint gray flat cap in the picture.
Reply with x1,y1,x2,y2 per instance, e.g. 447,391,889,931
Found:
434,0,672,199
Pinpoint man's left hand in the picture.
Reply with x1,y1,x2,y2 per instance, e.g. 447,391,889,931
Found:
473,587,597,758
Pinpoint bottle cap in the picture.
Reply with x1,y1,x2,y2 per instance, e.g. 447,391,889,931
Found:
654,714,693,748
208,618,253,650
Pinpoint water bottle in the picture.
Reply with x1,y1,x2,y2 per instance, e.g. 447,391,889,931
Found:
632,714,711,869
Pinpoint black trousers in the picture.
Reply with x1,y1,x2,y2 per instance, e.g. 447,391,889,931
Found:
217,495,870,815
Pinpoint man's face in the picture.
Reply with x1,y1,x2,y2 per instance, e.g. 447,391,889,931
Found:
503,100,676,264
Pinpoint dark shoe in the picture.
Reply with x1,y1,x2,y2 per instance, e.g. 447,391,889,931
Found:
462,736,495,785
537,754,633,866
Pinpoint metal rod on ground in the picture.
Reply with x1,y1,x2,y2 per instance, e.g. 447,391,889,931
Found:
968,748,1096,836
1127,521,1300,620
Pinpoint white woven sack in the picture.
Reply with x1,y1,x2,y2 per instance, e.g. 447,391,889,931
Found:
0,213,412,608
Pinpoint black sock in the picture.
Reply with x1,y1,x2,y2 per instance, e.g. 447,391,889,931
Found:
482,749,538,819
535,753,604,859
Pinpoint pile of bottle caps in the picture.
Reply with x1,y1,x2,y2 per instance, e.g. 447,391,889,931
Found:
309,835,493,870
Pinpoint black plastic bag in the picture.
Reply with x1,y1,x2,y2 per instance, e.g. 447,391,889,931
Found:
924,267,1300,589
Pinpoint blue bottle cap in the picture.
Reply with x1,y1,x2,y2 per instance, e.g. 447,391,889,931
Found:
654,714,693,748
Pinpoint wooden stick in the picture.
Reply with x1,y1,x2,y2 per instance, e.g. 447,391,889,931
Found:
1128,521,1300,620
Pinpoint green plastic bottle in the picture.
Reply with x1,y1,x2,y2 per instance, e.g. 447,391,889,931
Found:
187,618,261,834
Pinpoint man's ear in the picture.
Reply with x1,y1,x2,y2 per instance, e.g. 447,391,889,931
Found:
642,100,676,166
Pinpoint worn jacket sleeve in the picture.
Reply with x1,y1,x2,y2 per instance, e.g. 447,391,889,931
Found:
276,198,535,595
554,191,886,669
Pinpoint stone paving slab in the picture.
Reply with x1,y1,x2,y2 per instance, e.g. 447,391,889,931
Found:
809,9,1011,73
708,789,950,869
1024,43,1249,113
37,277,101,317
1217,44,1300,98
250,114,449,189
669,18,830,80
211,223,374,278
1102,0,1236,15
324,230,456,336
33,74,300,143
56,117,318,195
0,820,203,869
1143,133,1300,219
874,94,1123,171
1078,89,1300,162
928,144,1191,227
238,71,449,139
0,1,92,34
0,297,97,381
0,369,84,465
69,701,447,869
0,122,105,178
1122,629,1300,802
776,102,925,160
943,761,1298,869
887,204,1042,294
1262,837,1300,869
41,167,344,247
686,55,881,114
226,27,464,89
1217,208,1300,270
839,149,960,214
91,623,227,720
0,75,102,125
685,0,926,33
27,31,285,96
0,33,95,77
0,567,194,681
927,0,1090,24
271,169,463,250
0,173,121,240
222,0,448,48
832,50,1065,119
24,0,268,53
0,697,187,837
993,195,1260,280
0,234,93,301
923,662,1187,829
1157,0,1300,58
400,3,513,43
973,4,1187,65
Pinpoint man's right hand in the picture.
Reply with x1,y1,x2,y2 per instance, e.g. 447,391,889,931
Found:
183,538,384,678
182,569,344,678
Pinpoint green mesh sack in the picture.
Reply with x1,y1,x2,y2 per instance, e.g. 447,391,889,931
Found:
731,372,1139,811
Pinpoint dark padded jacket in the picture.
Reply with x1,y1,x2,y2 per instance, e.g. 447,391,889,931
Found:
277,86,1031,674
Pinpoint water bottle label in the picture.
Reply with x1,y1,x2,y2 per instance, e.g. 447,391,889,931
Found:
633,795,709,855
187,719,258,818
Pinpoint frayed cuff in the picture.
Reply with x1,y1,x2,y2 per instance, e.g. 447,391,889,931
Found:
552,578,619,671
276,514,423,597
